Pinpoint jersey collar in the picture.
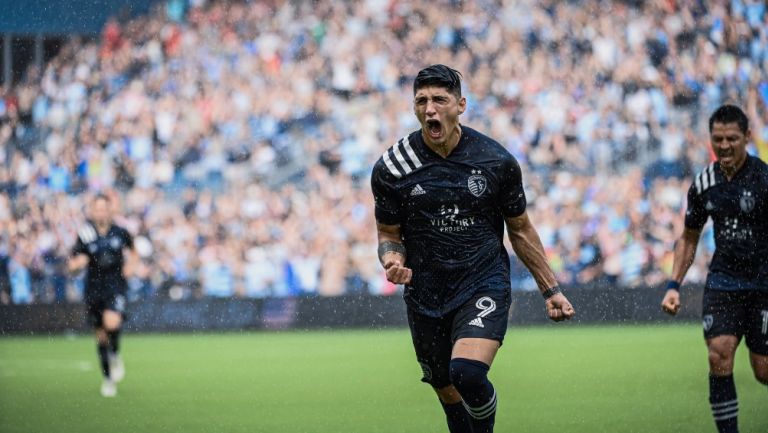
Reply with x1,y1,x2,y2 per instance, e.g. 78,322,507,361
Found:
415,124,469,160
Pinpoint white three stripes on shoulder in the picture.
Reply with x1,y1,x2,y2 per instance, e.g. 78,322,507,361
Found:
78,224,97,244
382,149,400,178
695,163,716,194
401,137,422,169
382,136,422,178
695,172,702,194
701,164,713,189
392,141,411,175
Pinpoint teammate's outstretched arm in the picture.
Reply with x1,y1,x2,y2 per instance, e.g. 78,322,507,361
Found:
376,223,412,285
661,227,702,315
505,212,575,322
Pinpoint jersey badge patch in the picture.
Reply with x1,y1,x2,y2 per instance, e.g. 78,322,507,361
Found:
110,237,122,249
740,190,755,213
468,170,487,197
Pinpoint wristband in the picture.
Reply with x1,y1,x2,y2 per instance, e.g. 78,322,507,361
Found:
542,286,561,300
377,241,406,264
666,280,681,291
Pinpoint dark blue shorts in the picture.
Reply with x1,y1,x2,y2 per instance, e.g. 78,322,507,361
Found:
86,292,127,328
702,289,768,355
407,287,511,388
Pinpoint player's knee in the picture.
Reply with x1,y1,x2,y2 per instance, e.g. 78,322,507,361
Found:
754,367,768,385
449,358,489,391
707,348,734,374
102,313,122,331
754,372,768,385
434,385,462,404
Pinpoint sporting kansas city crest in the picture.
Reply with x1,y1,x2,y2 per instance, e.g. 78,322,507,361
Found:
467,170,487,197
740,190,755,213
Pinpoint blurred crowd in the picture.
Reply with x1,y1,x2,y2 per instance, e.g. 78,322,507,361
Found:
1,0,767,304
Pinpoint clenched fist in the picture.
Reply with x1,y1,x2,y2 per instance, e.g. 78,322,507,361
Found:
383,258,412,285
661,289,681,315
545,293,575,322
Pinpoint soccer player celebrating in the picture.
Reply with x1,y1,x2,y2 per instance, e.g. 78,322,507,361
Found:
661,105,768,433
371,65,575,433
69,194,136,397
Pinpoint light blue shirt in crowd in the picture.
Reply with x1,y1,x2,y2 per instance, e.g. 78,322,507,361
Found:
202,262,234,298
10,260,32,304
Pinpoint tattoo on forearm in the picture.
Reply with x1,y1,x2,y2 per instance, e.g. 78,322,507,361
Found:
378,241,406,263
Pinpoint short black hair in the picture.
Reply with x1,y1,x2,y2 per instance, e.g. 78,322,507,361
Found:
709,104,749,134
413,64,462,98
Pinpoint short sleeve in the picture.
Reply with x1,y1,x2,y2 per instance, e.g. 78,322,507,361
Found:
498,154,527,218
684,182,708,229
71,224,94,257
71,236,87,257
371,160,402,225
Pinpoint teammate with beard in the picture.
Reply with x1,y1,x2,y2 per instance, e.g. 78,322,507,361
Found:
661,105,768,433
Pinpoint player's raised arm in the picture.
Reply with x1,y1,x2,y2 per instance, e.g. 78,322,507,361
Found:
376,223,412,285
505,212,575,322
661,227,702,315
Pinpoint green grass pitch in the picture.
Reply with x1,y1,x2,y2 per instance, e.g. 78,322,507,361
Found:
1,325,766,433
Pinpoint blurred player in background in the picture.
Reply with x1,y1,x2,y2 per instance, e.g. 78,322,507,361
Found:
69,194,136,397
661,105,768,433
371,64,575,433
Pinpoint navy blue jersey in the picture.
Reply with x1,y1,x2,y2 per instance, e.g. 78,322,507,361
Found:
685,155,768,291
371,126,526,317
72,222,133,299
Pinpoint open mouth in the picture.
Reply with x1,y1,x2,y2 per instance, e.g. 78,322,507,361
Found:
426,119,442,140
718,152,734,163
